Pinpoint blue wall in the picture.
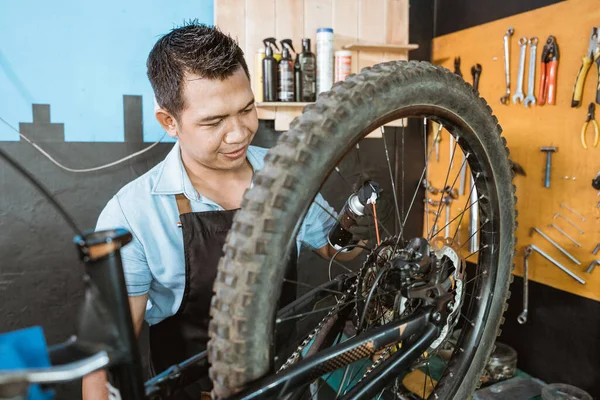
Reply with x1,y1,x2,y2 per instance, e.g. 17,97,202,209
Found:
0,0,214,142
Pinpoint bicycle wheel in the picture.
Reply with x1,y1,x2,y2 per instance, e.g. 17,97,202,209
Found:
208,60,516,399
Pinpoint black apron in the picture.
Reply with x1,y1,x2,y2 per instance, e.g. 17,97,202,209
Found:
149,193,297,398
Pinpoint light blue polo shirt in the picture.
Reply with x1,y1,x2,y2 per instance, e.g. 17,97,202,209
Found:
96,142,337,325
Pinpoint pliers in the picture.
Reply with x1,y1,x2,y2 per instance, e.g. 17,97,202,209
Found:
538,36,559,105
581,103,599,149
571,27,600,108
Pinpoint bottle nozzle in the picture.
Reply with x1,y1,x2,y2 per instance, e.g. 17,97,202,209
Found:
263,37,280,51
280,39,295,53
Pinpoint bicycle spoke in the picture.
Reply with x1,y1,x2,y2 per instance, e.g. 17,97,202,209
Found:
451,176,476,243
429,197,480,239
335,166,354,190
460,312,475,327
283,278,346,296
424,119,430,238
426,361,438,399
380,127,402,239
397,120,441,246
401,124,405,236
276,289,394,324
429,138,458,238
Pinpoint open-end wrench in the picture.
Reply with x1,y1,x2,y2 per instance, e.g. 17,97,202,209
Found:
518,246,532,324
512,37,528,104
501,28,515,104
524,37,538,107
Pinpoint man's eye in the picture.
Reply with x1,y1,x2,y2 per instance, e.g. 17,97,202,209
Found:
204,120,222,127
242,107,253,114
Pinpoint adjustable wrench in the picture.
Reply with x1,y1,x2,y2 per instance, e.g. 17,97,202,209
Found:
512,37,528,104
524,37,538,107
518,246,532,324
500,28,515,104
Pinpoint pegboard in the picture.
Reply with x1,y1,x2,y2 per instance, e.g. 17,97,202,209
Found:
428,0,600,301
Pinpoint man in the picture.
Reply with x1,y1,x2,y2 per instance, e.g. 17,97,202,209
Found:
83,22,372,399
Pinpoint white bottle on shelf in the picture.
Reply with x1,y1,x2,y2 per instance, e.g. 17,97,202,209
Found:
316,27,334,95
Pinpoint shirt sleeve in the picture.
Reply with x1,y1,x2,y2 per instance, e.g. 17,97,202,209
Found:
95,196,152,296
298,193,338,250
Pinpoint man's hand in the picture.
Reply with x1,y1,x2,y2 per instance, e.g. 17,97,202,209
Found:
347,192,394,245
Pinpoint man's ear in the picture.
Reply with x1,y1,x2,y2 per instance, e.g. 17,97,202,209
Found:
155,109,179,139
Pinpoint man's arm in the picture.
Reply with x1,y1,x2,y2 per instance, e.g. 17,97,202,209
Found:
82,294,148,400
314,242,365,261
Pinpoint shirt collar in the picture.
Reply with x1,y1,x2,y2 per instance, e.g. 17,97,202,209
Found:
151,141,263,203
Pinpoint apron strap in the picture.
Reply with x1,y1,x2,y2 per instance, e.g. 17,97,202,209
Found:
175,193,192,215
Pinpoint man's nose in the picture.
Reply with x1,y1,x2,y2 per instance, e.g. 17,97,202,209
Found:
223,116,247,144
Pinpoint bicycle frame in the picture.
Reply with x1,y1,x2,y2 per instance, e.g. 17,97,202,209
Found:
0,229,442,400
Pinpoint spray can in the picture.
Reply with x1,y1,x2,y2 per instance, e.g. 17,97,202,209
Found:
316,28,334,95
262,38,280,102
335,50,352,82
328,181,381,250
254,48,265,102
278,39,296,102
299,38,316,101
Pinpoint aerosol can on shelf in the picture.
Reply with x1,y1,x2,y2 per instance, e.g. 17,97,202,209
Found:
262,37,279,102
278,39,295,102
328,181,381,251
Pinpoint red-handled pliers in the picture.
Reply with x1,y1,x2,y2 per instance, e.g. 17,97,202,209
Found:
538,36,559,105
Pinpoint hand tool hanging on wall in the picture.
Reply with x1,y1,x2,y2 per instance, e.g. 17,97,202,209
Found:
526,239,585,284
540,146,557,188
518,246,532,324
580,103,599,149
559,203,586,221
593,243,600,255
538,36,559,105
593,172,600,190
571,27,600,108
524,37,538,108
548,224,582,247
501,27,515,105
471,64,482,92
586,260,599,273
553,213,584,234
454,57,462,78
525,244,586,291
468,173,480,254
513,38,528,104
529,227,582,266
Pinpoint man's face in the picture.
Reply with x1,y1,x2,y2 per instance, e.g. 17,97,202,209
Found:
166,66,258,171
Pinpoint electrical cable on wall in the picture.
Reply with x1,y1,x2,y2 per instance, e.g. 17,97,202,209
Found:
0,115,167,173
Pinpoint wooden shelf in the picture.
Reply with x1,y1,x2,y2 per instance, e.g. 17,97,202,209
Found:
342,43,419,53
257,102,313,107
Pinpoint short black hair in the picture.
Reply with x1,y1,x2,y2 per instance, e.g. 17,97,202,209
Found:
147,20,250,118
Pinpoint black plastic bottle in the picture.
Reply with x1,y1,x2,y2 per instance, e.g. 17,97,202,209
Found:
298,38,316,102
278,39,295,102
294,52,302,102
262,38,279,102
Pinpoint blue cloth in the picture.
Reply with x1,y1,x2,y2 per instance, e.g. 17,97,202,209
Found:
0,326,54,400
96,142,337,325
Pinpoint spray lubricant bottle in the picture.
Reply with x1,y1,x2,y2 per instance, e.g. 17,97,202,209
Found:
299,38,316,101
278,39,296,102
328,181,381,250
262,38,279,102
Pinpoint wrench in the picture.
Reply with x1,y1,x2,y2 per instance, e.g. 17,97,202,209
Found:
512,37,528,104
524,37,538,107
518,246,532,324
500,27,515,104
